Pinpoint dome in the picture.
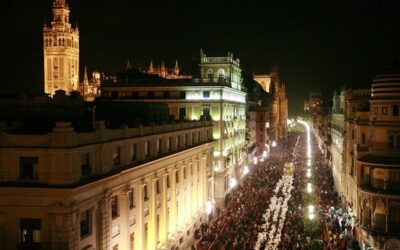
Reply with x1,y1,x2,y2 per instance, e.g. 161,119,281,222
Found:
371,71,400,98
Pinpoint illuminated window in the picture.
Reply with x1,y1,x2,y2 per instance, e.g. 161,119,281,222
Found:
20,157,38,180
111,196,119,219
80,209,92,238
20,218,41,244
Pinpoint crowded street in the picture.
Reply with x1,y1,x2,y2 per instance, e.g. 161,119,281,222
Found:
195,122,361,250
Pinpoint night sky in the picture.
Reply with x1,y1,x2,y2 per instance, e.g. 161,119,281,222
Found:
1,0,399,114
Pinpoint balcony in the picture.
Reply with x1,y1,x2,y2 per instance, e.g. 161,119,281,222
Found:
360,176,400,195
360,216,400,235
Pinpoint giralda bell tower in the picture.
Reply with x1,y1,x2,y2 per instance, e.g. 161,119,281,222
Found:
43,0,79,95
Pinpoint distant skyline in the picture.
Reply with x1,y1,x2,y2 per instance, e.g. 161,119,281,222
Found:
1,0,399,113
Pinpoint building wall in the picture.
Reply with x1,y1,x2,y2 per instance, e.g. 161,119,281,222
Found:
0,120,214,250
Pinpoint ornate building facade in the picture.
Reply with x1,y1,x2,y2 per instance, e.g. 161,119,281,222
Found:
43,0,79,95
101,50,247,205
0,117,214,249
342,71,400,250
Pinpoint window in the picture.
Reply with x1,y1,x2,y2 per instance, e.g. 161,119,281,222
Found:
81,153,91,176
179,107,186,120
393,105,399,116
20,218,41,244
20,157,38,179
183,167,187,179
163,91,170,98
129,189,135,209
111,196,119,219
167,175,170,188
202,107,210,119
374,107,378,115
352,129,354,140
130,144,136,161
176,171,179,183
166,137,171,151
203,91,210,98
80,209,92,238
156,139,161,154
148,91,154,98
113,146,121,166
144,141,150,157
179,91,186,99
382,107,388,115
361,133,366,144
144,184,149,201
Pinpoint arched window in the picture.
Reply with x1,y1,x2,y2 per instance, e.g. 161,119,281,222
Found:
53,38,57,46
393,104,399,116
62,38,65,46
388,135,394,149
58,38,61,46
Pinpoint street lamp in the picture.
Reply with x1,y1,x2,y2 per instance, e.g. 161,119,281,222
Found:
272,141,277,147
229,178,237,188
205,200,213,215
243,165,249,175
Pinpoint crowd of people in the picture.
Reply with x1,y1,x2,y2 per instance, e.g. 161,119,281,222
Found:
194,134,300,249
193,128,361,250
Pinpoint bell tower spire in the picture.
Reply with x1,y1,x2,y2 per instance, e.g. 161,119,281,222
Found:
43,0,79,95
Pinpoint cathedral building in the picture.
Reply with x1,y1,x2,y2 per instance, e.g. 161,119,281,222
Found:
146,60,190,79
268,67,288,142
43,0,79,96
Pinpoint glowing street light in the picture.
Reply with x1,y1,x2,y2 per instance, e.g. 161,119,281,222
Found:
253,157,258,165
272,141,277,147
205,200,213,215
262,150,267,158
307,159,312,167
229,178,237,188
307,182,312,193
243,165,249,175
306,168,312,178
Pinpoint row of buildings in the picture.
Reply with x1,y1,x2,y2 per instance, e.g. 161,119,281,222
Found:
309,71,400,250
0,0,288,249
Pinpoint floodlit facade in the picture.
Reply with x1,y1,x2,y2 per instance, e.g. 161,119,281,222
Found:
101,50,247,204
331,89,346,199
344,71,400,250
43,0,79,95
0,120,214,250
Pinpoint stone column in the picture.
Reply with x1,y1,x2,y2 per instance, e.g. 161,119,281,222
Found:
168,168,178,238
134,182,145,250
147,176,157,250
186,162,192,222
159,172,168,247
192,160,199,216
178,164,185,229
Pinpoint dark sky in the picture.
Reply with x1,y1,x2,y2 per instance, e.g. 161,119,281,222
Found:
1,0,399,113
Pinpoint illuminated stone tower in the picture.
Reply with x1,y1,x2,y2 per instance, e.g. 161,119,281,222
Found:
43,0,79,95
